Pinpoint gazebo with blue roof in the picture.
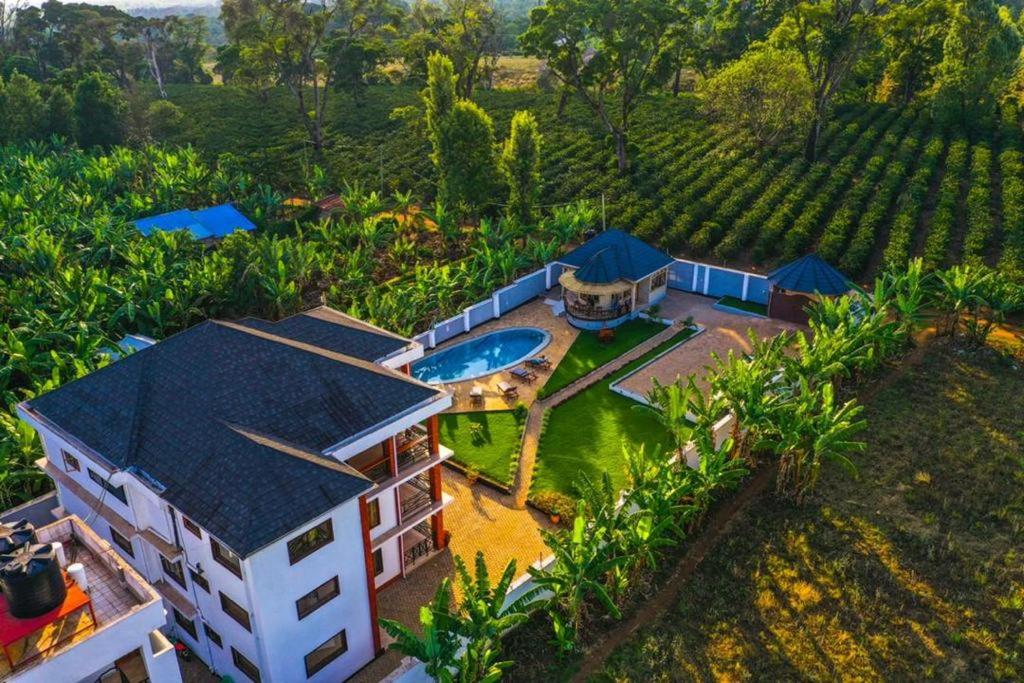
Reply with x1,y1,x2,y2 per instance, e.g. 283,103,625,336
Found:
555,229,674,329
133,203,256,242
766,253,853,324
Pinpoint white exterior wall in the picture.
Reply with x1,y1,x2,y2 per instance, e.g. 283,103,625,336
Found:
369,488,402,587
245,501,376,683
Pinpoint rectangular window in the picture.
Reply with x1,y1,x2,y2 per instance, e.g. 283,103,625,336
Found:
61,449,80,472
189,567,210,593
287,519,334,565
203,622,223,648
173,608,197,640
305,630,348,677
220,592,251,632
372,548,383,577
109,526,134,558
368,498,381,528
210,538,243,579
88,468,127,504
161,555,187,589
232,648,261,683
182,516,202,538
296,576,340,620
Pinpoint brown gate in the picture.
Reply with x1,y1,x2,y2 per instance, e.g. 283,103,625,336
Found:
767,287,813,325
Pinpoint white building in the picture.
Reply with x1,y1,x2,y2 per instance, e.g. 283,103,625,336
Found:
17,307,454,682
0,515,183,683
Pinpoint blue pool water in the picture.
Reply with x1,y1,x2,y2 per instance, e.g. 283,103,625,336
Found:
413,327,551,384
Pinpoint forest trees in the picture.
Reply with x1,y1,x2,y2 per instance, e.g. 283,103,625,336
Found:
221,0,402,152
521,0,681,172
932,0,1021,129
700,46,813,147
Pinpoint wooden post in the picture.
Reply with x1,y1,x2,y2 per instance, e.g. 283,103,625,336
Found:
358,496,383,654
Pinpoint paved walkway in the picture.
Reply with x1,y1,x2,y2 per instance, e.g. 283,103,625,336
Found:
511,320,690,508
351,469,551,683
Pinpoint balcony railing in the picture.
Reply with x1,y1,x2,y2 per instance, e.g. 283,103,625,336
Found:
396,443,432,473
396,425,428,454
403,521,435,568
565,300,633,321
400,473,433,518
358,457,391,484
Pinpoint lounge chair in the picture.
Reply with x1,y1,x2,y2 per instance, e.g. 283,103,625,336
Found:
510,367,536,383
497,381,518,398
525,356,551,369
469,386,484,405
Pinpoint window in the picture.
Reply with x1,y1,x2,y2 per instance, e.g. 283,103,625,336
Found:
203,622,223,648
304,630,348,677
109,526,134,558
61,449,80,472
287,519,334,565
372,548,383,576
368,499,381,528
232,648,260,683
88,468,127,504
161,556,187,589
220,592,251,631
652,268,668,289
182,516,202,538
173,608,197,640
210,538,242,579
296,576,340,620
189,567,209,593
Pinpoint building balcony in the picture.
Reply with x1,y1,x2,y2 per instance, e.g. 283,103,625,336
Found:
400,473,433,518
402,522,439,571
564,300,633,321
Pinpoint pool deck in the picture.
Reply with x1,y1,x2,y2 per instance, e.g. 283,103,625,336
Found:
428,296,579,413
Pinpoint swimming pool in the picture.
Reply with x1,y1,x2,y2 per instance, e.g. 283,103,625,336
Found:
413,327,551,384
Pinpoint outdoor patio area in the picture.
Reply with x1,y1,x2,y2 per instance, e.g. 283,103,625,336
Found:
435,293,579,412
349,469,552,683
615,290,802,398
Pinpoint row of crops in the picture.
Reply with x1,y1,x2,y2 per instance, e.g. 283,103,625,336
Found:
165,85,1024,280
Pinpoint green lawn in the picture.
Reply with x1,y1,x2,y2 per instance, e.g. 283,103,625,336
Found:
717,295,768,316
532,328,697,496
538,319,667,399
598,338,1024,681
439,411,523,485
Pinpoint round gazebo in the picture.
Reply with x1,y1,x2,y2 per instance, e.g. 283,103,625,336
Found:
555,229,673,330
766,253,853,324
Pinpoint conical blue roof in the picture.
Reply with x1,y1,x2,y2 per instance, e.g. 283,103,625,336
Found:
558,229,673,283
768,254,851,295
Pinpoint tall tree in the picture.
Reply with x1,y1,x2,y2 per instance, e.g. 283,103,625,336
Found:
72,71,126,148
500,109,542,225
400,0,499,96
874,0,949,105
44,84,75,139
423,52,498,213
521,0,681,172
932,0,1021,129
221,0,402,153
0,71,45,143
771,0,889,161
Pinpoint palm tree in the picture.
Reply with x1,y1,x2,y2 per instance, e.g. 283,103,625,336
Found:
769,380,866,504
635,377,698,463
529,502,625,652
380,580,461,680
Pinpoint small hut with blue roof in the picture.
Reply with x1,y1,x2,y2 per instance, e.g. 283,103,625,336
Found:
133,203,256,243
555,229,674,329
766,253,853,324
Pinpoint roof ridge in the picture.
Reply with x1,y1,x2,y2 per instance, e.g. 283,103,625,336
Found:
300,306,412,342
213,319,440,393
222,422,370,481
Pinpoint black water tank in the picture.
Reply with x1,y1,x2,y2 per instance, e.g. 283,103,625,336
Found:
0,520,35,555
0,544,67,618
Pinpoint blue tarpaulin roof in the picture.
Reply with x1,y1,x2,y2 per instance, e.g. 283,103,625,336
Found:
768,254,851,295
134,204,256,240
558,229,674,283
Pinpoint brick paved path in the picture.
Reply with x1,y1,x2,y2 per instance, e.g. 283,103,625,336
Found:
511,321,688,508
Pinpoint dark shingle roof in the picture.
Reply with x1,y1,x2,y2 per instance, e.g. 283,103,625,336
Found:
26,315,442,556
558,229,674,283
237,307,409,362
768,254,851,296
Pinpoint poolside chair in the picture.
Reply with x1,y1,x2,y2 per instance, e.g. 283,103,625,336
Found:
497,381,519,399
510,367,536,383
525,355,551,370
469,386,484,406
